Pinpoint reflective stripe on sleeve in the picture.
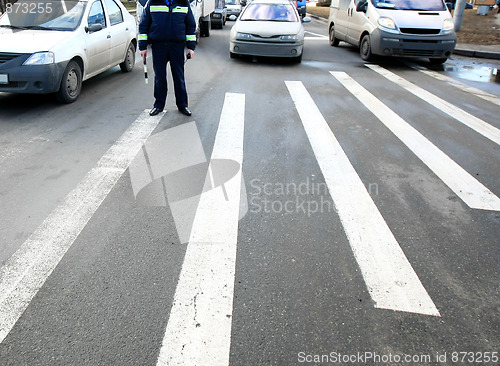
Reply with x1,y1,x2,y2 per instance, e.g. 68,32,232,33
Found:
138,34,148,41
186,34,196,41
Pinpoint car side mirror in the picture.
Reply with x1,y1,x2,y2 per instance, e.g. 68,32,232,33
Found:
302,16,311,23
356,0,368,12
85,23,103,33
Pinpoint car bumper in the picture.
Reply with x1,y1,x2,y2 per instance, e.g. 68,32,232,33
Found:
230,40,303,58
0,55,67,94
227,9,241,17
370,28,457,58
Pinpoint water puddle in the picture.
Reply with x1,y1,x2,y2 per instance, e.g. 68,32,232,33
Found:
445,65,500,83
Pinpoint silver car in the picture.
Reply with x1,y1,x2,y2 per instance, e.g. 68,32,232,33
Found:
229,0,310,62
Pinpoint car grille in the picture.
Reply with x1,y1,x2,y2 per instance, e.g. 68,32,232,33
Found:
393,49,444,57
0,52,23,64
400,28,441,35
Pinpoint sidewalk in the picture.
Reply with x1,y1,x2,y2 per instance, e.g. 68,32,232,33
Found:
454,43,500,60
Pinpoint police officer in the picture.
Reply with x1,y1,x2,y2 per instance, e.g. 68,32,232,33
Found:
139,0,197,116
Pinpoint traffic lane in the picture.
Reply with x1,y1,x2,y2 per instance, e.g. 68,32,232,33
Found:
222,36,500,364
0,63,154,264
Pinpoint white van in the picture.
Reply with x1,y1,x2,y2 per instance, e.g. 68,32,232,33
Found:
328,0,457,64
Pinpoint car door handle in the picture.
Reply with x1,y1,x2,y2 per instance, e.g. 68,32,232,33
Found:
107,34,111,39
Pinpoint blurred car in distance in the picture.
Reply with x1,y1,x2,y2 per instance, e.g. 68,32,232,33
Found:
211,0,228,28
226,0,243,18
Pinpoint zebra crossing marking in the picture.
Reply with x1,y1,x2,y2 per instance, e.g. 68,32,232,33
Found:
365,64,500,145
286,80,440,317
156,93,245,366
408,63,500,107
0,111,163,343
331,71,500,212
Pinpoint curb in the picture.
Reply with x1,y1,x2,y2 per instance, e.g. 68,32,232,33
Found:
453,48,500,60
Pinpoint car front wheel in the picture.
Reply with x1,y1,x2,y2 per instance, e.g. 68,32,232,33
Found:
56,60,82,104
329,24,340,47
360,34,374,61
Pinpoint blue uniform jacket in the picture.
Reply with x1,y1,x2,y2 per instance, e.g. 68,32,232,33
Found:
138,0,197,51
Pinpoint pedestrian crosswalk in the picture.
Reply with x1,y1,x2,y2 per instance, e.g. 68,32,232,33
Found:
0,64,498,365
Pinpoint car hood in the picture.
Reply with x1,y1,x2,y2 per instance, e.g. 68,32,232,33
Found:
376,9,450,29
0,29,74,53
234,21,303,36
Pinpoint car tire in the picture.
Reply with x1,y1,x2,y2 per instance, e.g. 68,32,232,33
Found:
201,18,210,37
429,57,447,65
230,51,238,59
293,53,302,63
56,60,82,104
360,34,374,61
329,24,340,47
120,42,136,73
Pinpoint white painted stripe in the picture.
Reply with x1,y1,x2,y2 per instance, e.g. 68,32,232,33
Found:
285,80,440,317
408,63,500,107
331,71,500,211
304,31,328,38
365,64,500,145
156,93,245,366
0,110,163,343
304,37,328,41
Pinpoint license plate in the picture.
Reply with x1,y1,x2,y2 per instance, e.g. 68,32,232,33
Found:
0,74,8,84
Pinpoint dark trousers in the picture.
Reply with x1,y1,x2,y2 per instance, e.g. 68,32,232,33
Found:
151,42,188,110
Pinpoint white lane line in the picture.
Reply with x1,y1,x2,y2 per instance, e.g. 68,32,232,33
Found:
0,111,163,343
331,71,500,212
156,93,245,366
407,63,500,107
365,64,500,145
285,80,440,317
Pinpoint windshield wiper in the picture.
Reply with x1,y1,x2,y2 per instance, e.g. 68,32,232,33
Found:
0,24,30,30
24,25,53,30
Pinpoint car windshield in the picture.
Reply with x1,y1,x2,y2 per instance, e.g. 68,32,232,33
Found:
240,3,298,22
0,0,86,31
370,0,446,11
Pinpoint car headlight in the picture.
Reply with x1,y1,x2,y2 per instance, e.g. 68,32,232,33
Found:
236,32,252,40
280,35,298,41
378,17,396,30
443,18,454,33
23,52,55,65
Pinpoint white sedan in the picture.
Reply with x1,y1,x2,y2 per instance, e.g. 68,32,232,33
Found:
229,0,310,62
0,0,137,103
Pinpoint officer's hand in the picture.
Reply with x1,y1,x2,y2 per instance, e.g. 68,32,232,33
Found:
141,50,147,62
187,49,194,60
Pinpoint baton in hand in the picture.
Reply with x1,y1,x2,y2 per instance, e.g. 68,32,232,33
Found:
143,57,148,84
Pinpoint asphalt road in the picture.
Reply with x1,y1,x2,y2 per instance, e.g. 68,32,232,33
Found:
0,18,499,366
